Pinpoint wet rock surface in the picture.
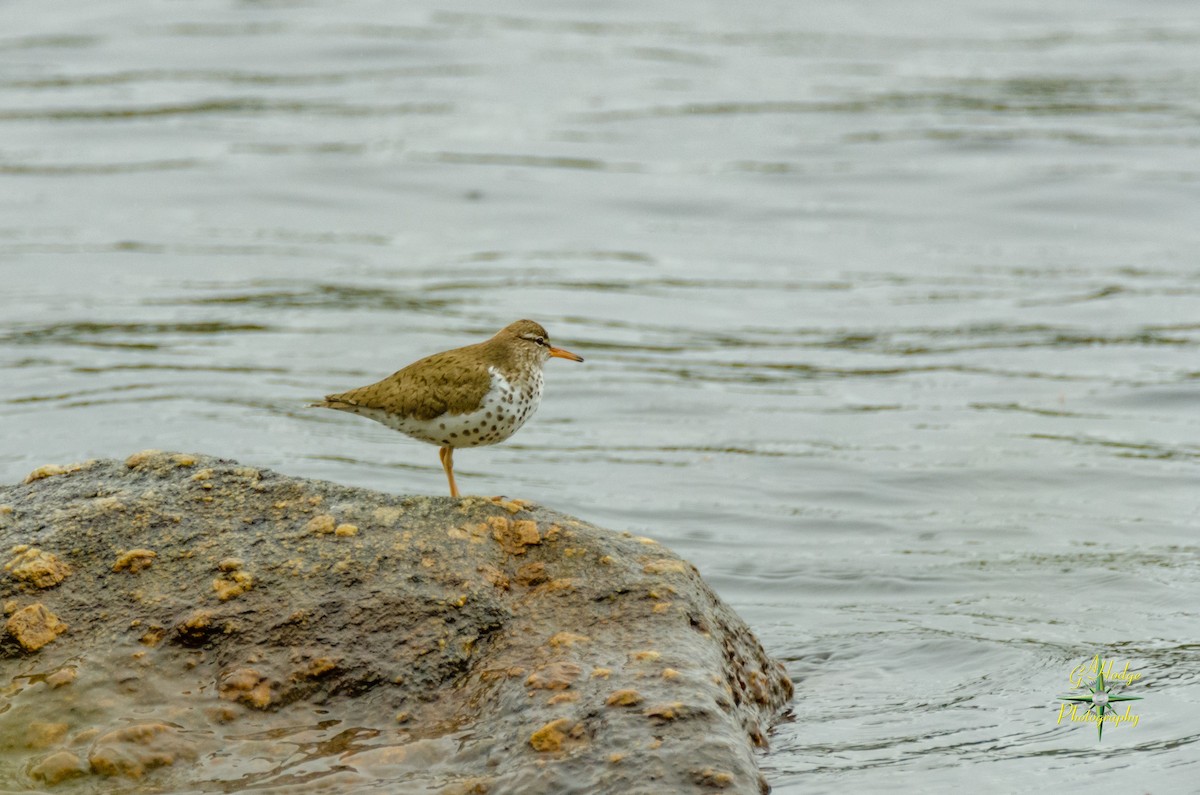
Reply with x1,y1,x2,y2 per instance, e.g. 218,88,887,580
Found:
0,452,792,794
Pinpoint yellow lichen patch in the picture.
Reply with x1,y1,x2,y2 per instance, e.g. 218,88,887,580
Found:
217,557,243,572
609,753,625,764
139,626,166,646
26,721,69,749
511,520,539,543
547,691,580,705
334,523,358,537
5,547,70,589
295,657,339,680
219,668,273,709
4,603,67,651
45,667,77,687
661,668,681,681
87,722,197,778
547,631,589,648
528,718,583,753
605,689,643,707
213,570,253,601
29,751,87,786
692,768,735,788
23,461,87,484
172,454,197,467
590,667,612,679
395,711,411,724
0,504,11,514
446,527,469,541
305,514,337,534
514,561,548,587
642,559,687,575
2,599,16,614
112,549,157,574
525,661,582,691
125,449,162,468
491,517,542,555
653,602,672,614
175,609,214,644
190,468,214,481
492,498,526,514
635,536,658,545
543,524,562,542
630,650,661,663
644,702,685,721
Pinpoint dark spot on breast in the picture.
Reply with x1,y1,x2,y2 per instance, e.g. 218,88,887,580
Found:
439,423,446,429
450,432,458,438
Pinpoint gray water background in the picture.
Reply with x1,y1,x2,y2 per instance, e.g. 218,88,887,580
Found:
2,0,1199,791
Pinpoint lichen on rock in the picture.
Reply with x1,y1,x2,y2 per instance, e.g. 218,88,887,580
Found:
4,602,67,652
6,547,71,589
112,549,156,574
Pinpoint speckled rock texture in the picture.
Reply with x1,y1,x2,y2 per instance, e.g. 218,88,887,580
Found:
0,452,793,794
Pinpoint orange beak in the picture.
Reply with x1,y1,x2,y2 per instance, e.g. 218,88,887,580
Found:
549,346,584,363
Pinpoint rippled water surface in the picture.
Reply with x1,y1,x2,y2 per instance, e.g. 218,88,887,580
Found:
3,0,1199,792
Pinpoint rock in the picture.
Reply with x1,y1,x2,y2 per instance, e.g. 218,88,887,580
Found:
0,452,792,794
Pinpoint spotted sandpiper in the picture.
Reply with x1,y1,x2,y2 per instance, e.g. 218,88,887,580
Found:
311,320,583,497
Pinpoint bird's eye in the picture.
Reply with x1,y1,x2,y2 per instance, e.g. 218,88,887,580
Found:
535,337,546,346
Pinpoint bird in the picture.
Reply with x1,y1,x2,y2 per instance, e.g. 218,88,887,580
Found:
311,319,583,497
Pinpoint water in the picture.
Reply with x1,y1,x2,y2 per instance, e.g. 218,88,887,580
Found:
2,0,1199,791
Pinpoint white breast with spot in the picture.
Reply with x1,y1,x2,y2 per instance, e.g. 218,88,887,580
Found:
361,367,543,449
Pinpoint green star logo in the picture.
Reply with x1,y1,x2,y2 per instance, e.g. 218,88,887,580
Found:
1057,656,1142,741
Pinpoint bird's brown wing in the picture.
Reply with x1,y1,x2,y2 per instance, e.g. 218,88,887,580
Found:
314,348,494,421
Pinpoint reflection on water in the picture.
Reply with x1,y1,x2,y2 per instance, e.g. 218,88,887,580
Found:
2,0,1200,791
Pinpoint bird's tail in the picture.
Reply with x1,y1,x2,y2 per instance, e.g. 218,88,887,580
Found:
309,396,357,411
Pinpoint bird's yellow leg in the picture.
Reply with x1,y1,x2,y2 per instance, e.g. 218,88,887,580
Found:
438,446,459,498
